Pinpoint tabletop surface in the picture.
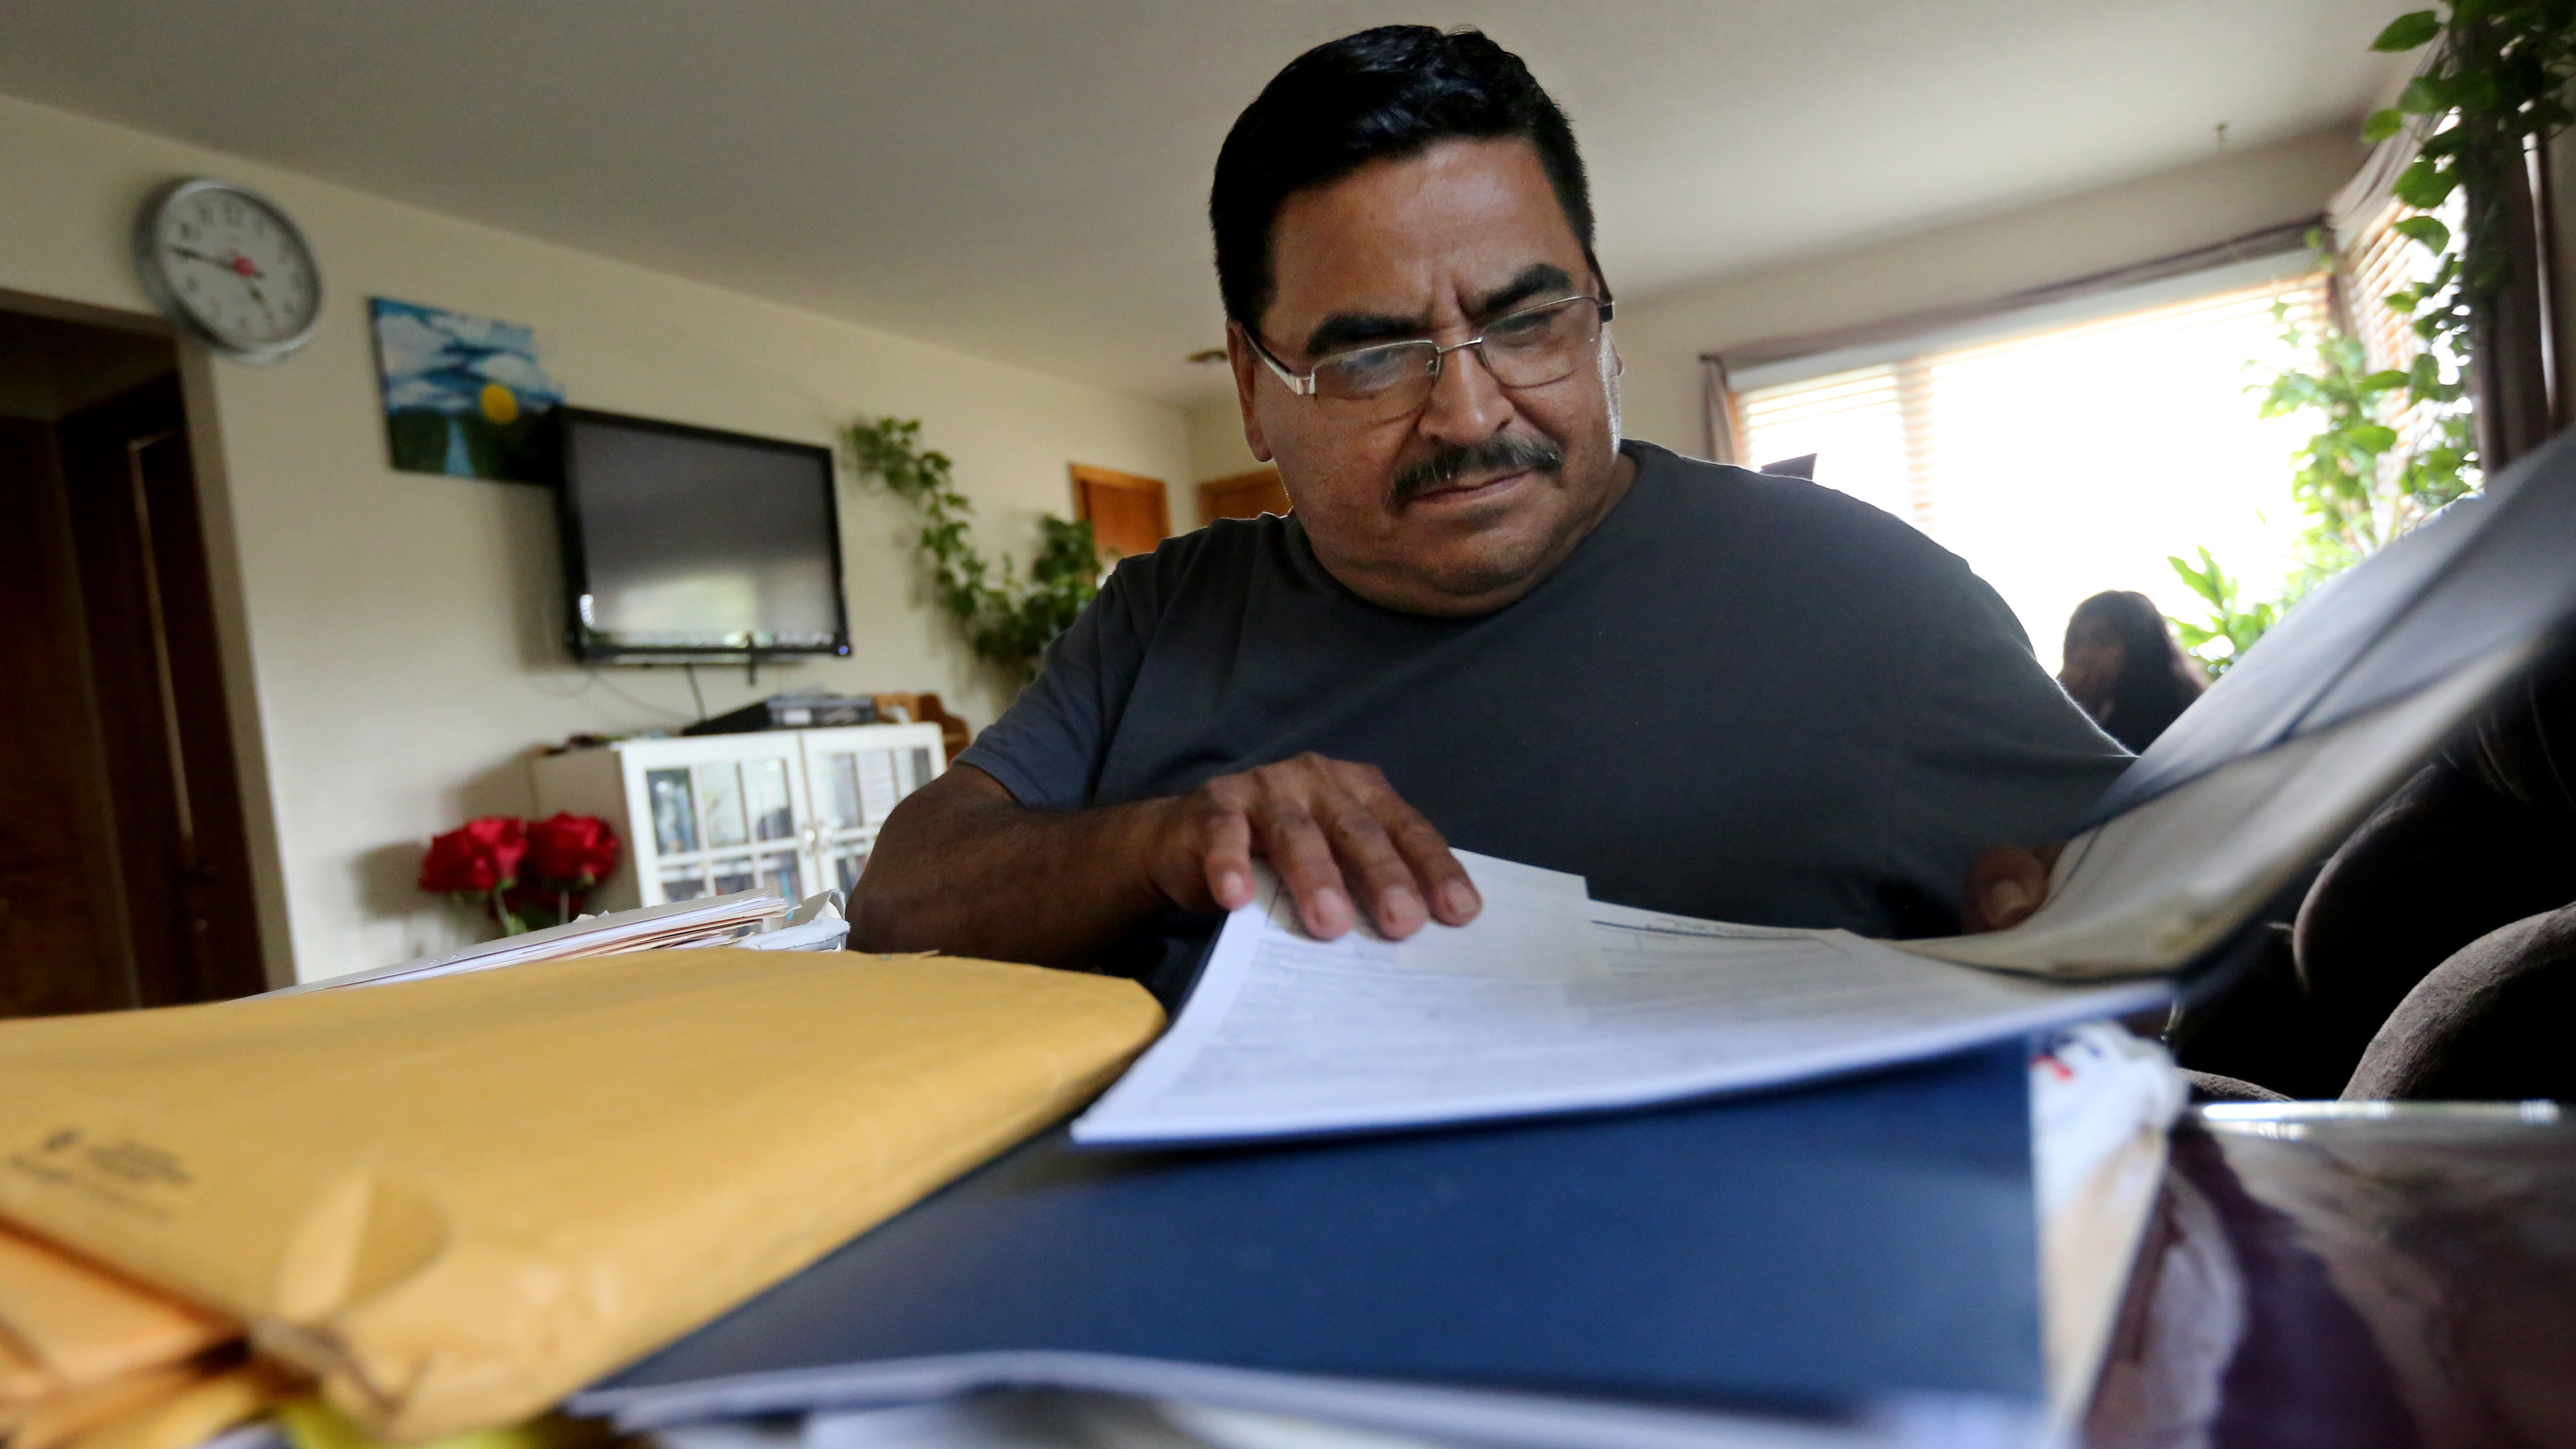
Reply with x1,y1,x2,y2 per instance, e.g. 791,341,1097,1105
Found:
2084,1103,2576,1449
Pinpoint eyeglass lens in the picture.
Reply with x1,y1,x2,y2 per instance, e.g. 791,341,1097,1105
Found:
1312,298,1604,413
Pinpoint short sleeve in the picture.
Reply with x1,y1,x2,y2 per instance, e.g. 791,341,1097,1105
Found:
952,556,1162,812
1883,566,2133,925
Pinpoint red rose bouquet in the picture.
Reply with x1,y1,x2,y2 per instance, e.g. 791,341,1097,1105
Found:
517,812,623,929
419,815,532,933
419,813,618,936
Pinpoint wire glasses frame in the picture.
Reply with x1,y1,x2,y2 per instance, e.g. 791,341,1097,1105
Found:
1246,295,1615,417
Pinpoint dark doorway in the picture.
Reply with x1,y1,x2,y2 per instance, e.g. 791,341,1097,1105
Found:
0,307,267,1016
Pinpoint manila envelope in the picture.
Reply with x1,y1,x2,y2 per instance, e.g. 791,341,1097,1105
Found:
0,949,1162,1442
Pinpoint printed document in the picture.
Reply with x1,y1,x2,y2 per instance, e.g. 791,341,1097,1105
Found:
1073,851,2163,1145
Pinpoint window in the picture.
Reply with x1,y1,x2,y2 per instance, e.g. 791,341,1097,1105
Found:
2341,191,2469,467
1736,267,2328,670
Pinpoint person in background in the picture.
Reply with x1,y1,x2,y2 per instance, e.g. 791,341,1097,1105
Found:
2058,590,2207,753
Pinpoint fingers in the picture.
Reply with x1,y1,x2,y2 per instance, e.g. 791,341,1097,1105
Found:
1255,792,1359,939
1177,755,1474,941
1342,768,1480,927
1200,805,1256,912
1309,769,1446,936
1963,843,2060,933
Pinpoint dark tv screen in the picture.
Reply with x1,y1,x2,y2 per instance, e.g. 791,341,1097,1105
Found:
558,409,850,661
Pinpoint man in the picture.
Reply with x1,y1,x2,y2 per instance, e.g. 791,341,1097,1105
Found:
854,25,2121,998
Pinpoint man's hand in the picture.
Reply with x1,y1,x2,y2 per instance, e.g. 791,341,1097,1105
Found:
1143,753,1480,940
850,755,1479,968
1963,843,2062,933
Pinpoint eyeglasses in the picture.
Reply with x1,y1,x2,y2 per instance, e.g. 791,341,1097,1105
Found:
1248,295,1614,421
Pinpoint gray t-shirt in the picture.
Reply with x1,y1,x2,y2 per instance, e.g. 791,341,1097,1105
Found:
960,441,2127,991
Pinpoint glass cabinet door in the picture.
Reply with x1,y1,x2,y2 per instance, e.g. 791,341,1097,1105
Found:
637,750,806,905
802,729,943,897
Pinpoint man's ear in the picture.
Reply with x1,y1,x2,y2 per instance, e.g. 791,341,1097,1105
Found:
1226,324,1275,464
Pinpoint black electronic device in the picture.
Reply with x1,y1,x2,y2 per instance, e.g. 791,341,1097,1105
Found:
681,693,878,736
556,408,852,663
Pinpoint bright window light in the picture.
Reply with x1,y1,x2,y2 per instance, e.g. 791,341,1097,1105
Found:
1739,273,2325,671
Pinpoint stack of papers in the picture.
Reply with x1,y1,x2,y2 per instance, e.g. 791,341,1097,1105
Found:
278,891,796,994
1074,853,2166,1145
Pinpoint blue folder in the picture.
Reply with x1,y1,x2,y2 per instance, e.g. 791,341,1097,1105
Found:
578,1044,2044,1432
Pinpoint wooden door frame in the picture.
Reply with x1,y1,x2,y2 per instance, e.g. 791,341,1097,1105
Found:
1,288,293,990
1198,465,1292,522
56,376,269,1005
1068,462,1172,558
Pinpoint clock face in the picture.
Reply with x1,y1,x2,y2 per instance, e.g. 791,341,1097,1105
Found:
135,180,322,362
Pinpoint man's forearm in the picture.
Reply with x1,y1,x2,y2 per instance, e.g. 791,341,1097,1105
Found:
849,768,1179,966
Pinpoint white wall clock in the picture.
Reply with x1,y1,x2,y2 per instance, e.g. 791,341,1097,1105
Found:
132,178,323,364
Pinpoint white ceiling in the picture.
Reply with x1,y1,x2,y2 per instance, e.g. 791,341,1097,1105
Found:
0,1,2412,405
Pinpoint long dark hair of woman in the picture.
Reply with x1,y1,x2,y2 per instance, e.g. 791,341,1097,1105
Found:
2059,590,2208,753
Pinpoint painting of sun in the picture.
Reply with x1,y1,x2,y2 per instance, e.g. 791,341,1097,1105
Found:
369,297,564,483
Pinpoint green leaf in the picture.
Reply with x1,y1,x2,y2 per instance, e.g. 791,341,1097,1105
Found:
2370,10,2441,51
2397,76,2448,114
2363,107,2408,142
2349,423,2400,453
2391,214,2451,251
2393,156,2459,209
2359,368,2411,393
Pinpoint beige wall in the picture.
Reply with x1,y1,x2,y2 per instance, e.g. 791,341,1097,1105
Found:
1611,127,2370,455
1184,390,1263,495
0,91,1189,983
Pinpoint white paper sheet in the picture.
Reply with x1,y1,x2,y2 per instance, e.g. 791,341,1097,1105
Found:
1897,641,2534,979
269,889,793,994
1071,851,2163,1146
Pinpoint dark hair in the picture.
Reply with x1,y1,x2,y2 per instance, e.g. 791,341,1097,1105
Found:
2067,590,2207,752
1210,25,1596,331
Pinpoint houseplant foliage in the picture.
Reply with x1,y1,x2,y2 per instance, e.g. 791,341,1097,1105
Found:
2171,288,2475,675
2162,0,2576,673
845,416,1099,677
2253,299,2475,583
2363,3,2576,365
2167,546,2285,675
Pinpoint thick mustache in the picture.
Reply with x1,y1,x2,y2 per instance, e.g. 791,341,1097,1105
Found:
1388,435,1566,509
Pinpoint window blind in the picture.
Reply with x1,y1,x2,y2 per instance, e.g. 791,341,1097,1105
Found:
1737,270,2329,668
2340,193,2468,463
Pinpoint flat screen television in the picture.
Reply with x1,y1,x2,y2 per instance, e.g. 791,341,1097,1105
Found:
556,408,852,662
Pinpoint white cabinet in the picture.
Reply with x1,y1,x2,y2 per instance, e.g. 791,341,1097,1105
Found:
531,723,947,912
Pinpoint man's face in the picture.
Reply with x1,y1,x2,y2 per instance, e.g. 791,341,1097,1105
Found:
1230,137,1632,617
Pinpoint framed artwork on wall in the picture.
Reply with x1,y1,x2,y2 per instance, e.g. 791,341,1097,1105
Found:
368,297,563,484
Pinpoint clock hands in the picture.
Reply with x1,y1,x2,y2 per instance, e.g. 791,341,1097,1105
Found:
168,244,267,280
143,182,320,360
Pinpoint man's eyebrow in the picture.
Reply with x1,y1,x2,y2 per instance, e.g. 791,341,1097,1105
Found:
1472,263,1576,319
1301,310,1429,359
1295,263,1583,359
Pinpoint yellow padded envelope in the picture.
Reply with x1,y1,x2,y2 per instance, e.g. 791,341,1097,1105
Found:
0,949,1163,1442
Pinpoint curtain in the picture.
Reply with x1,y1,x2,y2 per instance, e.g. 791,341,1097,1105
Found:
1699,220,2317,385
1700,356,1741,465
2466,133,2553,468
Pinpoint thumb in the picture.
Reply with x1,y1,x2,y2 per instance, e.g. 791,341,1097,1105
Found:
1982,876,2036,928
